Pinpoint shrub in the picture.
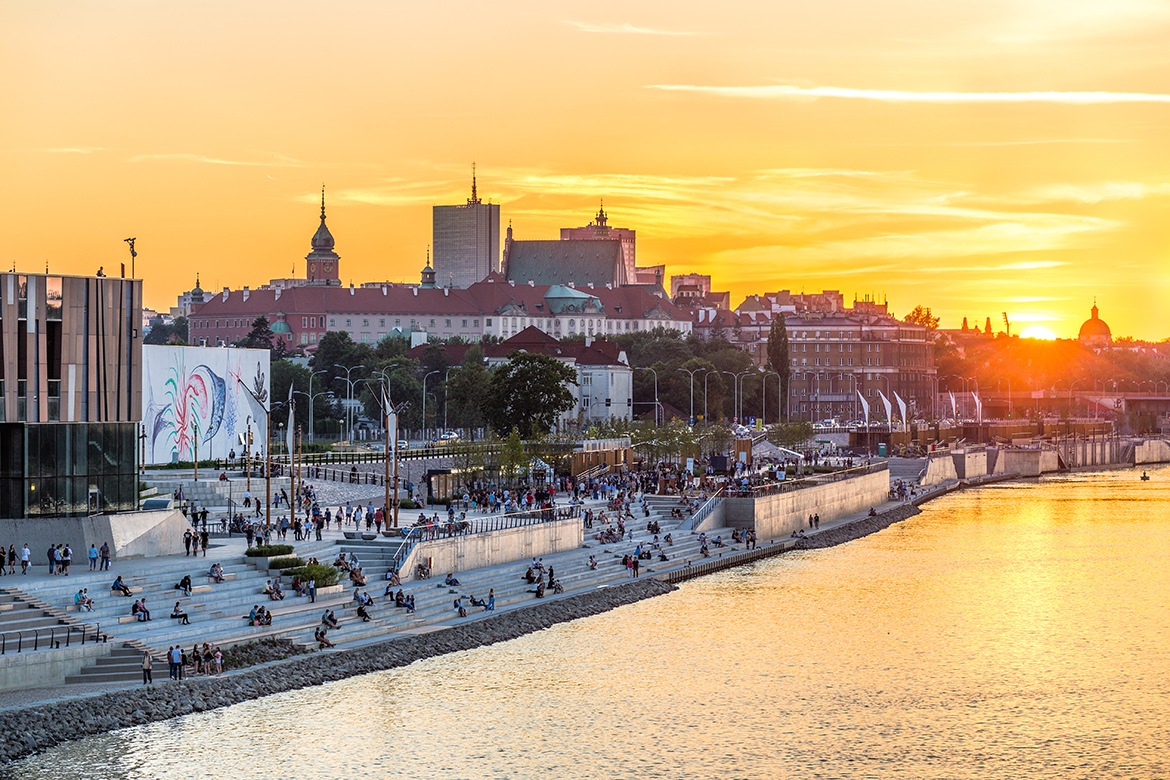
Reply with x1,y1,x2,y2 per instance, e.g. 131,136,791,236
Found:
397,499,420,510
283,562,340,587
245,544,294,558
268,556,304,570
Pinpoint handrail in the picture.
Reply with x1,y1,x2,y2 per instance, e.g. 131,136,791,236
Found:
726,461,888,498
675,487,725,533
0,622,105,655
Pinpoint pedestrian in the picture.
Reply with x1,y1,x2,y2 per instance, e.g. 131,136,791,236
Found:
167,646,177,680
308,578,317,603
183,529,193,556
21,543,30,574
62,545,72,575
142,651,154,686
46,545,55,575
88,544,98,570
99,541,111,571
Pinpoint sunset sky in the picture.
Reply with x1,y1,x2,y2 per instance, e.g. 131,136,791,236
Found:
2,0,1168,339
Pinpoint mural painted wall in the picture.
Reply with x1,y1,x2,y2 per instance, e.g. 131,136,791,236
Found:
142,345,270,464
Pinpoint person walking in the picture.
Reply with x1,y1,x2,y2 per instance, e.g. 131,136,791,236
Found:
20,544,30,574
142,651,154,686
62,545,73,576
308,578,317,604
166,646,177,680
99,541,111,571
183,529,193,556
88,544,98,571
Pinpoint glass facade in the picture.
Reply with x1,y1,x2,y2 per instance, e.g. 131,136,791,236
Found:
0,423,138,518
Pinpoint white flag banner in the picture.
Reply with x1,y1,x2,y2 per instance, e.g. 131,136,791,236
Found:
878,390,893,426
856,390,870,424
971,392,982,424
286,385,295,457
950,391,958,419
894,391,908,430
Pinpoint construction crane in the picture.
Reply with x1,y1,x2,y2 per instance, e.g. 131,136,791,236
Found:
1002,312,1010,337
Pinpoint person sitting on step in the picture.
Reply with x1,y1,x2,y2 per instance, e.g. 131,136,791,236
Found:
111,576,132,597
315,625,334,649
444,573,461,587
171,602,191,625
176,574,193,597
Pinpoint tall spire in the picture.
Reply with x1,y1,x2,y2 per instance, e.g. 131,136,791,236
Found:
320,184,326,220
468,162,481,205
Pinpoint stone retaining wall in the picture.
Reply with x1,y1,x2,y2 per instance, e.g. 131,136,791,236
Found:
0,578,675,764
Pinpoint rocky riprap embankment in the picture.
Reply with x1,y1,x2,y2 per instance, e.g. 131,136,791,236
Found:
0,578,675,764
793,503,922,550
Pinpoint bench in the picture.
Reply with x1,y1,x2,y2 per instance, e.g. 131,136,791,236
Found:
343,531,360,540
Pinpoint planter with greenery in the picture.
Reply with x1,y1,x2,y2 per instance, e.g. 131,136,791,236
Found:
282,562,340,587
244,544,295,558
267,556,305,570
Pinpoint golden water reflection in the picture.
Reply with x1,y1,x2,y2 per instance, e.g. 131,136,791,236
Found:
9,466,1170,779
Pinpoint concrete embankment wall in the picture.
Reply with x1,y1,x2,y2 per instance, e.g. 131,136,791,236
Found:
993,449,1060,477
723,469,889,540
1134,440,1170,465
0,578,675,764
0,642,113,692
952,450,987,480
0,510,188,563
922,454,958,486
401,515,582,580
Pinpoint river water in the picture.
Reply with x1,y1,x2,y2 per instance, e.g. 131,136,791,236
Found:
8,465,1170,779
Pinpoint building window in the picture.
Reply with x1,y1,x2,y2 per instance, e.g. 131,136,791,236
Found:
429,319,436,327
302,317,307,327
362,319,369,327
474,319,480,327
301,333,308,344
445,319,452,328
345,319,351,327
462,319,468,327
485,319,492,326
362,333,369,343
410,319,416,327
329,318,336,327
379,319,385,327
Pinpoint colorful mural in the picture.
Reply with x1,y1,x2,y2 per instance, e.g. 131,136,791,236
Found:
142,345,271,464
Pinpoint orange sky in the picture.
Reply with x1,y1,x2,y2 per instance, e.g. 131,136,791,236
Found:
2,0,1168,339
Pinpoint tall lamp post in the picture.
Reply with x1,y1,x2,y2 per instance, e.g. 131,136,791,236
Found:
421,370,440,440
338,364,367,442
635,367,661,425
677,367,706,425
307,369,328,443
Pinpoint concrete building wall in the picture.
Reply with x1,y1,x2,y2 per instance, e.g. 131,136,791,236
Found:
723,469,889,541
993,450,1061,476
401,515,582,581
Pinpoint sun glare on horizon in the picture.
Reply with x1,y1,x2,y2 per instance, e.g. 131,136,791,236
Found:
1020,326,1057,340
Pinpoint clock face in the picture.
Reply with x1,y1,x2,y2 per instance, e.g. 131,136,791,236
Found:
324,263,333,273
309,263,316,277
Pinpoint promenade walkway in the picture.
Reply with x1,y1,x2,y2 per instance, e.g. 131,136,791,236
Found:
0,488,912,709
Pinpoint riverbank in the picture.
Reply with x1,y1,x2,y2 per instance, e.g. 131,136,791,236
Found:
0,577,675,764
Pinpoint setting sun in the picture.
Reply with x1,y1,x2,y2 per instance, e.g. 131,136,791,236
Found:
1020,326,1057,340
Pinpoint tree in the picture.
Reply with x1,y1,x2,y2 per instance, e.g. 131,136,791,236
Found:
766,316,791,420
903,306,940,330
444,346,492,435
485,352,578,437
767,421,814,449
310,331,372,398
499,428,527,485
144,316,188,346
237,316,276,351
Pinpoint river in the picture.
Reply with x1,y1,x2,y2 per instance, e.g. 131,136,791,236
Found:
8,465,1169,779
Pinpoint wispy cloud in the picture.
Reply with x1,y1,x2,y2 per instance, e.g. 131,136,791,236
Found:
129,152,304,167
649,84,1170,104
42,146,106,154
568,20,699,36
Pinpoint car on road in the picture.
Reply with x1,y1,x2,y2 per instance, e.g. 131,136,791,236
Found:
440,431,460,441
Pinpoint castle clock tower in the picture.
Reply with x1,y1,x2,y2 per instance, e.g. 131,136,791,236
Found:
305,187,340,285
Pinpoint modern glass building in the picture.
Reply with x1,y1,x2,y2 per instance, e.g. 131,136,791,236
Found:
0,273,142,518
432,173,500,289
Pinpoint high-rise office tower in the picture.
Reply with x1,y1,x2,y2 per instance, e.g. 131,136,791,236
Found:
432,166,500,288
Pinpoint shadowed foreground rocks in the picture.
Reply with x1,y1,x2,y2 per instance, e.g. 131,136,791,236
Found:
0,578,676,764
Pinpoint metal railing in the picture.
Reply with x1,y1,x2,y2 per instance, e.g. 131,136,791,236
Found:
0,622,105,655
388,504,583,572
726,461,888,498
674,488,725,533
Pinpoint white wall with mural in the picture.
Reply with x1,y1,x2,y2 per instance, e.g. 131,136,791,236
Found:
142,345,271,464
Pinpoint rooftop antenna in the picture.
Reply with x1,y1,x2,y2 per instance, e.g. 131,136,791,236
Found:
123,237,136,278
469,162,480,205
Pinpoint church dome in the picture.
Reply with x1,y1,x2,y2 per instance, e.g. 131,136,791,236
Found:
311,217,335,250
1078,302,1111,343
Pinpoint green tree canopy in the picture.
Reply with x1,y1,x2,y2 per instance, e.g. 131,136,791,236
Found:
485,352,578,437
767,316,791,420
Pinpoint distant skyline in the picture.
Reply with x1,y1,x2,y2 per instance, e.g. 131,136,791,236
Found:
2,0,1167,339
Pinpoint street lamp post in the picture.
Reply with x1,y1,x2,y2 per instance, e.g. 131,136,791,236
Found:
421,370,440,440
635,367,660,425
338,365,367,442
308,369,328,442
677,367,705,424
722,370,752,424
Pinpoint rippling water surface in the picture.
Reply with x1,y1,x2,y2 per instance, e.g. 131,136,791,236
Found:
9,466,1170,779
